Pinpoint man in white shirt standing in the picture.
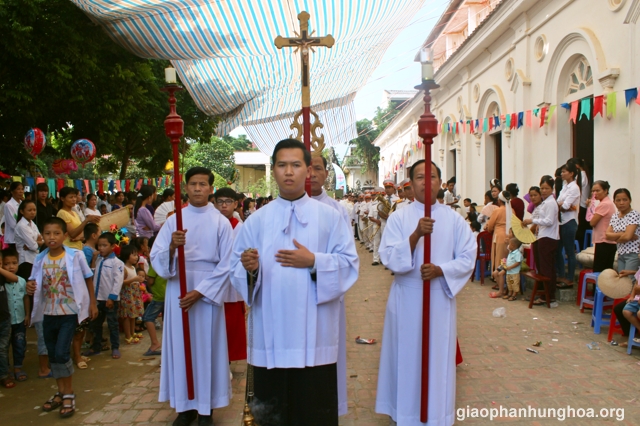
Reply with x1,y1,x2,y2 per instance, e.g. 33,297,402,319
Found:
231,139,358,426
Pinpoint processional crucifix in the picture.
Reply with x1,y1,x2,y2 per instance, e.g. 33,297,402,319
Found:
274,11,335,194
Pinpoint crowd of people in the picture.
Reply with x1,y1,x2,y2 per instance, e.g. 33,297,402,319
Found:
9,144,634,424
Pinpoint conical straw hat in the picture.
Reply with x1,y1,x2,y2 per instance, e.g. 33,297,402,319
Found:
597,268,634,299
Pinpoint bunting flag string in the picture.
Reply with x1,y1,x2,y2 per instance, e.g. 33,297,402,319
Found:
426,86,637,143
6,174,176,196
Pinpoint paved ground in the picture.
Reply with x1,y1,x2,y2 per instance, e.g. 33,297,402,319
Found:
3,240,640,425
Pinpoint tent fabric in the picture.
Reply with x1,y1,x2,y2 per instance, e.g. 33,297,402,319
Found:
71,0,424,153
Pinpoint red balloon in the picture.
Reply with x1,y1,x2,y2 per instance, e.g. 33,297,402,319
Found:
24,128,46,158
52,159,78,176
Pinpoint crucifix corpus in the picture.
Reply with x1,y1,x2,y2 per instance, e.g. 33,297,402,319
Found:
274,11,335,194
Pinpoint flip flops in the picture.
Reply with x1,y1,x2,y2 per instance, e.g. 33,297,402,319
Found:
14,371,27,382
143,349,162,356
1,378,16,388
38,371,53,379
489,291,502,298
111,349,121,359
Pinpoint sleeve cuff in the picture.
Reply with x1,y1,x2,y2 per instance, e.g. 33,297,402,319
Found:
308,258,317,274
108,294,118,301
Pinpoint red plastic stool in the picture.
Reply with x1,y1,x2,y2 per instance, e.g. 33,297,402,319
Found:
577,268,595,308
608,298,626,342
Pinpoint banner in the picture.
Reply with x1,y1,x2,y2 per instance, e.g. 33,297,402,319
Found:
332,163,347,191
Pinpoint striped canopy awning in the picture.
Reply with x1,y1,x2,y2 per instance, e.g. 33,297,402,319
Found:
71,0,424,154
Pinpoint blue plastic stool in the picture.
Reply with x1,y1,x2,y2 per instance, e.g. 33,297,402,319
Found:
579,272,600,312
474,259,491,280
591,285,614,334
583,230,593,249
628,325,640,354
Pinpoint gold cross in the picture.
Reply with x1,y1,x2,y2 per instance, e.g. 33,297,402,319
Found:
274,11,335,107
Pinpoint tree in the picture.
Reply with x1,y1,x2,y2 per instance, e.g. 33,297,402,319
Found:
247,177,278,198
183,137,236,181
345,102,402,175
222,134,257,151
0,0,218,178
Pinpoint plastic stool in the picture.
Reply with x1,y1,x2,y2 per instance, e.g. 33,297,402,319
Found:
583,230,593,249
579,271,598,311
607,299,626,342
628,325,640,354
591,285,614,334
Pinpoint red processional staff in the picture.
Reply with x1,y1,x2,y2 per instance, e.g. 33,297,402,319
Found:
161,67,195,400
415,48,439,422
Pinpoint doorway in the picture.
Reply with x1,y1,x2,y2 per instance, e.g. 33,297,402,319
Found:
447,148,457,181
493,133,503,182
571,97,594,184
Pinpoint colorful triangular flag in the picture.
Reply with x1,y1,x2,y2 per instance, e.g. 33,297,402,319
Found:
606,92,617,118
569,101,579,123
579,98,591,120
625,88,638,107
593,95,604,117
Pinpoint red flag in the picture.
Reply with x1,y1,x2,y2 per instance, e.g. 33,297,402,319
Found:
510,113,517,129
569,101,579,123
470,120,474,133
593,95,604,117
57,178,64,191
539,107,546,127
525,110,532,127
98,180,104,193
488,117,494,131
84,180,90,193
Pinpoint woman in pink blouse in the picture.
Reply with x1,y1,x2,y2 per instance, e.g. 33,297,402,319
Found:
588,181,616,272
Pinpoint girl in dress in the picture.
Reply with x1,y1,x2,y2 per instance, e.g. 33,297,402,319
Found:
118,244,145,344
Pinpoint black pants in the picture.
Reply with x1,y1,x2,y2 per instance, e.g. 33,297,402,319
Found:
252,363,338,426
614,301,632,337
576,206,592,250
354,223,359,240
593,242,617,273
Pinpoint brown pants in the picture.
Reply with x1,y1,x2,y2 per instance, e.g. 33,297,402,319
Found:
506,274,520,293
533,237,558,301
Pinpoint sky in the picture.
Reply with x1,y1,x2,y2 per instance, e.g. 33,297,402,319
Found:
231,0,450,159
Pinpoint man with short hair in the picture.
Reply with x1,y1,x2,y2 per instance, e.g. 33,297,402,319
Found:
150,167,234,426
231,139,358,426
375,160,476,426
444,178,458,208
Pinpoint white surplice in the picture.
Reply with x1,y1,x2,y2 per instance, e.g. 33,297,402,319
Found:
231,194,359,370
150,203,234,415
375,201,476,426
312,188,351,416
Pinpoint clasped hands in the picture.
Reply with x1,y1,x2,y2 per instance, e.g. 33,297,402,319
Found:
411,217,442,280
241,239,315,272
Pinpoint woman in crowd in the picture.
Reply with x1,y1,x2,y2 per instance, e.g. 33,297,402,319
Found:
34,182,56,234
56,187,101,250
134,185,161,239
3,181,25,249
555,163,581,288
14,199,43,280
606,188,640,275
486,191,509,292
506,183,524,220
243,198,255,220
523,177,559,305
111,191,126,211
588,181,616,272
569,158,592,249
478,191,497,225
84,194,102,217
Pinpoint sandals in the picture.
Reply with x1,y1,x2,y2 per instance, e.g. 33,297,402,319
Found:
111,349,121,359
43,392,63,412
134,333,144,339
14,370,27,382
60,394,76,418
491,285,499,290
489,291,503,298
76,361,88,369
125,337,140,345
502,294,510,299
1,377,16,388
508,295,519,301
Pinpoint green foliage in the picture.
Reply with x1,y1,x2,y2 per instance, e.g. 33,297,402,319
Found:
222,134,256,151
246,177,278,198
0,0,218,178
346,102,402,175
183,137,236,181
213,172,230,189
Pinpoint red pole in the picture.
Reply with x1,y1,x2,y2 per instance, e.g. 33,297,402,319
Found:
414,79,439,422
303,106,312,195
161,85,195,400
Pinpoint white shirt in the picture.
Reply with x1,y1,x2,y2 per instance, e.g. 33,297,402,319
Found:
531,196,560,240
557,180,580,225
3,198,20,243
580,171,590,208
312,189,351,228
84,207,102,217
15,217,41,264
230,195,359,368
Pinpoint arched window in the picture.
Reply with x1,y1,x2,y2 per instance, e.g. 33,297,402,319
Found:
567,58,593,95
